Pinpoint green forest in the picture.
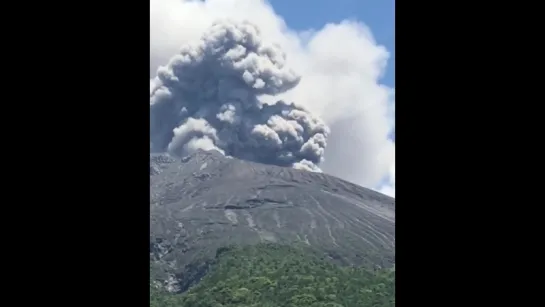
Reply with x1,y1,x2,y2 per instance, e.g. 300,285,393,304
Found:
150,243,395,307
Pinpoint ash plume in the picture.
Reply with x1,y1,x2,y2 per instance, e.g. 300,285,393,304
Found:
150,20,330,171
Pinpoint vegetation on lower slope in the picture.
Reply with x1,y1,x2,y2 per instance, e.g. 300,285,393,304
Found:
150,243,395,307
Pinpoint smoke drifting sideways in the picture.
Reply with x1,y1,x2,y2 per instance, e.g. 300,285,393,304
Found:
150,20,330,172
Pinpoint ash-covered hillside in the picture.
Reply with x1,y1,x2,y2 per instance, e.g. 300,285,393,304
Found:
150,150,395,292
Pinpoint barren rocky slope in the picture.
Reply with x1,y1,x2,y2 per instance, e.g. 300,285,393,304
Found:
150,150,395,292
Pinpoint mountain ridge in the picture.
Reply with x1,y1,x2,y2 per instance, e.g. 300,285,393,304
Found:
150,150,395,292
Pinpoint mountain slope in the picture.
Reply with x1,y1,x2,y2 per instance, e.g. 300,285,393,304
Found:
150,150,395,292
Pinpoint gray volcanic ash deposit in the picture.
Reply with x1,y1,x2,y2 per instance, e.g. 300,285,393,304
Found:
150,150,395,292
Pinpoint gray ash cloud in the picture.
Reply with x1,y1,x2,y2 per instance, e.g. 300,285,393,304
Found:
150,20,329,171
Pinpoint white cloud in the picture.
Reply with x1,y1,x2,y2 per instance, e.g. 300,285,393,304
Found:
150,0,395,197
378,161,395,198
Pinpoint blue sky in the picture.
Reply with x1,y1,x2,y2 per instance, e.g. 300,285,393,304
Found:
269,0,395,87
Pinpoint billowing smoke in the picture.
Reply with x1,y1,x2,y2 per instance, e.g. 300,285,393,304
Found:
150,20,330,171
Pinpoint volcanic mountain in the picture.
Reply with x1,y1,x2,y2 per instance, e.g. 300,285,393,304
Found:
150,150,395,292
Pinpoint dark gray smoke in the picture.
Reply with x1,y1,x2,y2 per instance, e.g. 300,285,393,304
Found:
150,20,330,171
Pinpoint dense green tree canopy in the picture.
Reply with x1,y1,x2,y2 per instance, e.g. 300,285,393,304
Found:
151,244,395,307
